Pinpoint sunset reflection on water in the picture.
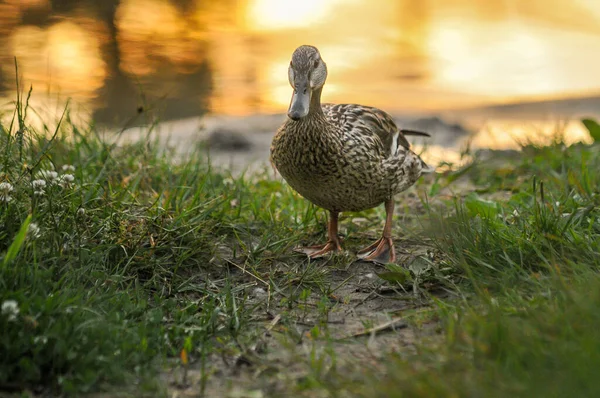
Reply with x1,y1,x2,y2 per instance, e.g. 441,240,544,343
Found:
0,0,599,151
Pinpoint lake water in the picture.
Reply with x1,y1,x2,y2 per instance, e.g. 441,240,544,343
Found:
1,0,599,168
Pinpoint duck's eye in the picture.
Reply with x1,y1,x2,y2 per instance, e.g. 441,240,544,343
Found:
313,59,320,68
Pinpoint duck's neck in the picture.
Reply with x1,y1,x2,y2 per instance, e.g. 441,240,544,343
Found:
307,87,325,120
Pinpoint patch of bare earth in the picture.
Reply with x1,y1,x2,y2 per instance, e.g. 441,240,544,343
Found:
164,240,444,397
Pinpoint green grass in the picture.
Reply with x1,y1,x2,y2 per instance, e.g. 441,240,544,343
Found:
1,84,599,397
0,88,329,396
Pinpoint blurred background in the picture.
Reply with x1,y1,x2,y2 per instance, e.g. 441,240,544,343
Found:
1,0,600,165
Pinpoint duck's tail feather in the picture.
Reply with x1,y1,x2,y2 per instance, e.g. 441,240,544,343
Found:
420,157,436,174
401,129,431,138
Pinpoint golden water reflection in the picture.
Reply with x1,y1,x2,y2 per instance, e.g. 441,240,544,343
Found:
10,21,106,97
420,118,594,170
0,0,599,151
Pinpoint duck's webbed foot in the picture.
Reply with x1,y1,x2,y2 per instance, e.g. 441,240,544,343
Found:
295,210,342,259
357,237,396,264
295,239,343,258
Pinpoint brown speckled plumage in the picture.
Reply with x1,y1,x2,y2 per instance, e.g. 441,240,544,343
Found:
270,45,433,263
272,103,428,212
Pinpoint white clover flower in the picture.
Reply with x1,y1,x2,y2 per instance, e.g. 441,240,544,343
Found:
1,182,14,191
1,300,19,321
28,222,41,239
31,179,46,196
59,174,75,188
77,207,85,217
32,179,46,189
0,182,14,203
61,164,76,172
33,336,48,345
37,170,59,184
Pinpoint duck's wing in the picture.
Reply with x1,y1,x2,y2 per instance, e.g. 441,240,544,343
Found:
322,103,429,156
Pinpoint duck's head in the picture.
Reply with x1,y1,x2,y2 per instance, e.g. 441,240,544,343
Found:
287,45,328,121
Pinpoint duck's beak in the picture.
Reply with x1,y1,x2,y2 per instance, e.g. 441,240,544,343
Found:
287,79,310,121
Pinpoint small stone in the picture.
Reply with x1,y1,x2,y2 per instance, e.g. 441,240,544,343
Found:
206,128,252,151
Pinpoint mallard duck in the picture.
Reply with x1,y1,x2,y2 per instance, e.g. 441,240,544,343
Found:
270,45,433,263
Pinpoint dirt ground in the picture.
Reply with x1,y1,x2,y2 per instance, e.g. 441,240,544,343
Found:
163,239,444,397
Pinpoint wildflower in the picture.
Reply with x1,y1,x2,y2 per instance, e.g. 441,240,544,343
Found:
1,300,19,321
32,179,46,189
28,222,41,239
61,164,75,172
32,179,46,196
37,170,59,184
0,182,14,203
77,207,85,217
34,336,48,345
59,174,75,188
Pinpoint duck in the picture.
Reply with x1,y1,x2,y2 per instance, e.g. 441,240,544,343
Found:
270,45,433,263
